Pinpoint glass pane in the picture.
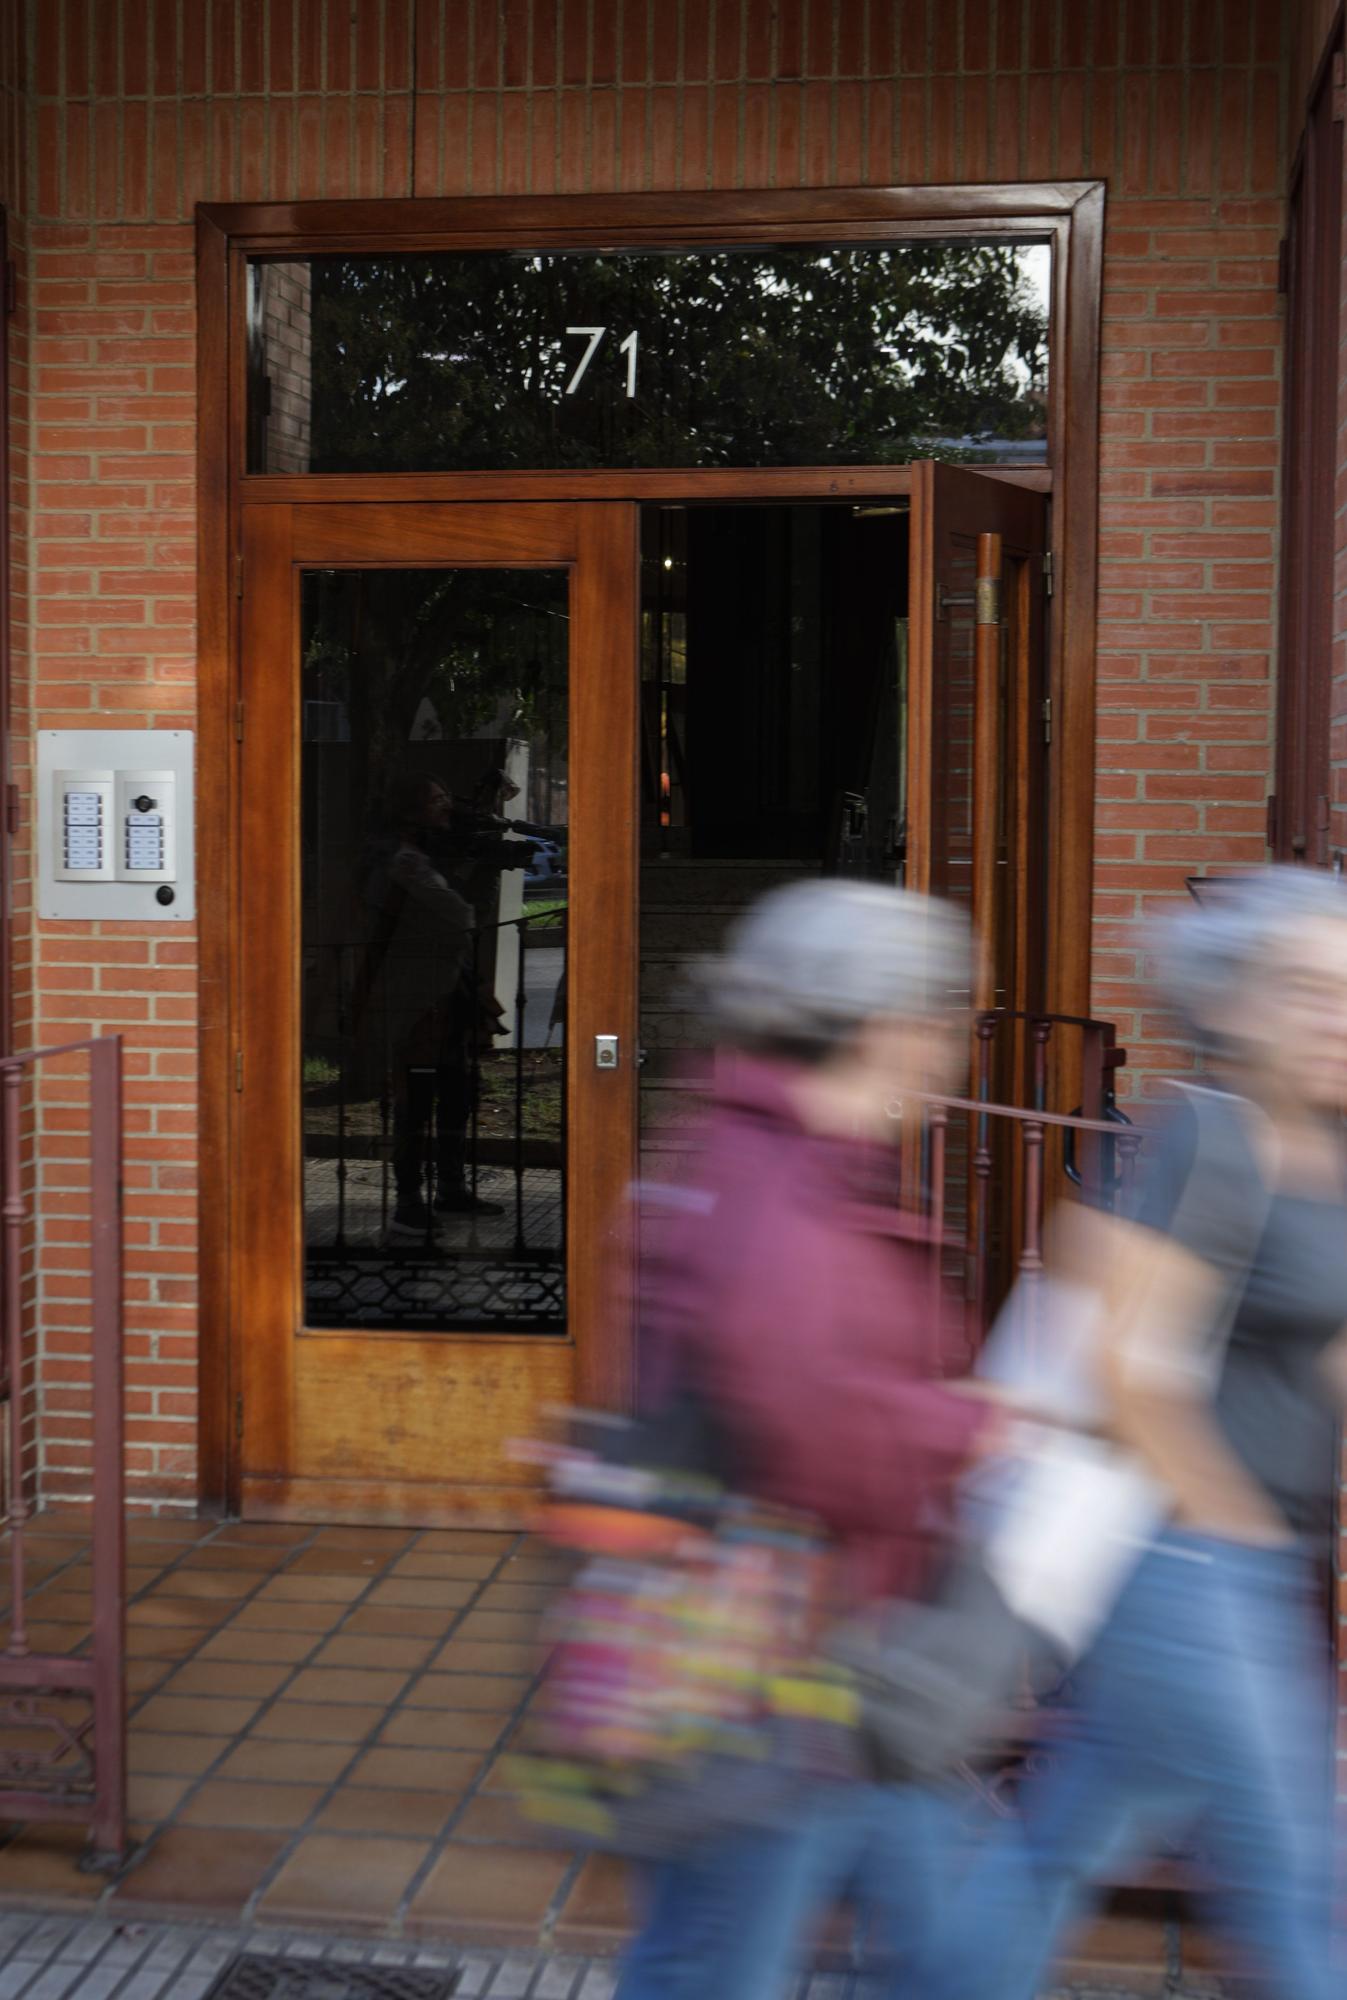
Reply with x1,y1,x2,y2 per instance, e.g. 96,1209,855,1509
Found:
300,567,569,1334
248,242,1050,473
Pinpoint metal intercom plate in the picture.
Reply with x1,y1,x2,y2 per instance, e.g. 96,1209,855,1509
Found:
37,730,195,921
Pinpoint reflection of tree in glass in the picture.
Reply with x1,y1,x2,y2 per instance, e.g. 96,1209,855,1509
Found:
301,568,568,819
305,245,1048,472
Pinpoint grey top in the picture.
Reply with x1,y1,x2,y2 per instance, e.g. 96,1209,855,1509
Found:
1138,1094,1347,1546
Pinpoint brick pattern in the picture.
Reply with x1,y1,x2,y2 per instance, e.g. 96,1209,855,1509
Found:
10,1,1288,1503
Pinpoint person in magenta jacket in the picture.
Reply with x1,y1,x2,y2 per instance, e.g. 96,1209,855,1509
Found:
617,878,992,2000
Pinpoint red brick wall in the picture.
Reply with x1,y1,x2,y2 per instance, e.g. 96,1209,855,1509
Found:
13,0,1288,1501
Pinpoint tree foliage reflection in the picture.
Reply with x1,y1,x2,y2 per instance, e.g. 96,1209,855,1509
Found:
264,242,1049,473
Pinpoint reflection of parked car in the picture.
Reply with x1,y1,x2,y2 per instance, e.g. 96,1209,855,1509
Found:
525,839,565,893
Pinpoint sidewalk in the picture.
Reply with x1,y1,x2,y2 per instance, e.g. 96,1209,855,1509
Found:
0,1909,1221,2000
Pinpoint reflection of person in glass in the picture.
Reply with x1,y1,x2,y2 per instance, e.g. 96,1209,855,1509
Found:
364,774,504,1236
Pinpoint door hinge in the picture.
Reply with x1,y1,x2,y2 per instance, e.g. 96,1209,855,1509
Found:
234,1392,244,1442
5,784,18,839
3,261,15,317
1333,49,1345,122
234,552,244,599
1265,792,1279,851
234,1048,244,1092
1277,237,1291,294
1042,550,1054,597
233,699,245,744
1041,696,1053,746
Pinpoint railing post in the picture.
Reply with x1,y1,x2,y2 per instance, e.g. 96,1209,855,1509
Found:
971,1015,997,1333
3,1060,27,1657
87,1035,126,1865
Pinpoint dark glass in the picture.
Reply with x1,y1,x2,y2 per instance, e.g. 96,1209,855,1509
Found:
247,242,1050,473
300,566,569,1334
637,500,909,1166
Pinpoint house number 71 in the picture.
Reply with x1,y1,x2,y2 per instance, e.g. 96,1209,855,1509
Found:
564,326,639,398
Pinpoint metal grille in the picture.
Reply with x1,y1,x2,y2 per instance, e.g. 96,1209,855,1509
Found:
305,1249,566,1330
204,1956,460,2000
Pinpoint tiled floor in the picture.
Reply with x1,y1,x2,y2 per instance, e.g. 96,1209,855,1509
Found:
0,1511,627,1949
0,1513,1193,1990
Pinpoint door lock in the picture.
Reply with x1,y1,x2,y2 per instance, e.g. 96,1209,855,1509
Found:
594,1035,620,1071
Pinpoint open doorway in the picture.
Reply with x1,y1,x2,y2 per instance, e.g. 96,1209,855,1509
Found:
638,500,914,1162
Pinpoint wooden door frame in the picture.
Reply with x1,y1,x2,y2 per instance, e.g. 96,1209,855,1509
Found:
196,181,1104,1513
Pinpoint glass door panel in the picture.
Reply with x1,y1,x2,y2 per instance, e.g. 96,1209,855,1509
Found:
299,566,570,1334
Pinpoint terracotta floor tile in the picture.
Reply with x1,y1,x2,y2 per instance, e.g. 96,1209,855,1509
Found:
258,1575,368,1605
160,1660,294,1700
126,1660,175,1697
346,1746,483,1793
259,1832,429,1926
177,1544,292,1573
454,1612,536,1642
499,1558,572,1586
284,1667,411,1707
342,1608,452,1640
25,1594,94,1625
135,1693,263,1736
433,1639,536,1675
405,1843,569,1940
232,1600,345,1633
379,1709,508,1753
197,1628,318,1665
313,1527,417,1552
250,1699,383,1743
366,1580,477,1612
113,1826,287,1914
147,1571,257,1602
314,1786,457,1839
406,1673,526,1713
127,1731,233,1778
22,1622,92,1652
0,1824,104,1905
312,1635,437,1672
473,1583,552,1613
127,1773,195,1820
216,1738,355,1785
553,1854,634,1947
125,1519,213,1544
285,1548,396,1579
128,1598,228,1631
389,1554,502,1581
416,1531,516,1555
178,1779,327,1830
448,1794,534,1843
126,1626,210,1663
209,1523,316,1547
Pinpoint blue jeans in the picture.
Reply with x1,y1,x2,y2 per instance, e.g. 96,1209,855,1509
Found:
931,1531,1338,2000
615,1780,964,2000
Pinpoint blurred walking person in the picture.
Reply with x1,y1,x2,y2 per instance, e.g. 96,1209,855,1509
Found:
616,880,992,2000
939,867,1347,2000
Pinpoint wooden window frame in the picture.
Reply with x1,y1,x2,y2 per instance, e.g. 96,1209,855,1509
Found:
195,181,1104,1512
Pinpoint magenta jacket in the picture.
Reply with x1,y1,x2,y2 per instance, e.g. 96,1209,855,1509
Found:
638,1056,986,1604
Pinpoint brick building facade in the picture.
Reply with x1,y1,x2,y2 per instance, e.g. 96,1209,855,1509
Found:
0,0,1335,1640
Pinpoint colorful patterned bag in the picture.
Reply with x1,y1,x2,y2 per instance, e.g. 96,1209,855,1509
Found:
505,1418,861,1859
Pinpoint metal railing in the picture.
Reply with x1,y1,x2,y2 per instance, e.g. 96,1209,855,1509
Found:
0,1034,124,1866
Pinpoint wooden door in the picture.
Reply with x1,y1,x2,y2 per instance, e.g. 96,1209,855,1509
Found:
907,462,1049,1018
234,502,638,1524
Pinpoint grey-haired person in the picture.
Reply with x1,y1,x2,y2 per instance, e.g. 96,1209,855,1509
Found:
935,866,1347,2000
617,879,994,2000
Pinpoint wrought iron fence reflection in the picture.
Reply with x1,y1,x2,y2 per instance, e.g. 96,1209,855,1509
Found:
302,906,567,1333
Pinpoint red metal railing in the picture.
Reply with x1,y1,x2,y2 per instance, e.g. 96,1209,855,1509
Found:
0,1034,124,1866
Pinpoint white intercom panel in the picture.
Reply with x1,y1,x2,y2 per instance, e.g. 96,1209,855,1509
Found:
38,731,194,921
